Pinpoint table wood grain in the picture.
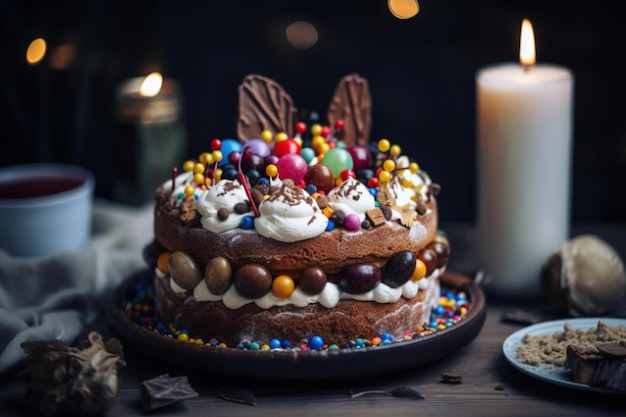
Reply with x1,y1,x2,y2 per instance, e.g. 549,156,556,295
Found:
1,223,625,416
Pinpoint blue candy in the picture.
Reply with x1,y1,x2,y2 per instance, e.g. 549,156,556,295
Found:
309,335,324,350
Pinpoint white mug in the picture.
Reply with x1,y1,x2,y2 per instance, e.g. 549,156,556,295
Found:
0,164,95,257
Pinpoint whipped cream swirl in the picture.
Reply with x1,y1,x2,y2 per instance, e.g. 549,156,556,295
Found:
254,181,328,242
196,180,252,233
326,177,375,221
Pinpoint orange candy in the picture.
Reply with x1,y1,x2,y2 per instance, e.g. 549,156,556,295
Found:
411,259,427,281
157,251,171,274
272,275,295,298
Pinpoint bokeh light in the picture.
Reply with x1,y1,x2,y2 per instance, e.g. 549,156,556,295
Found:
26,38,46,65
388,0,420,20
286,21,318,49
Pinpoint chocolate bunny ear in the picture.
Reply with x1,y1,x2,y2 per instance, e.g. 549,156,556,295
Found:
237,74,297,141
327,73,372,146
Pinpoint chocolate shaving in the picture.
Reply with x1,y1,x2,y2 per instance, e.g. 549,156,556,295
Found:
237,74,296,141
327,73,372,146
216,386,257,405
141,374,198,412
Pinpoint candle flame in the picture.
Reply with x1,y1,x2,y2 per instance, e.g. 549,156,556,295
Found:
519,19,536,68
139,72,163,97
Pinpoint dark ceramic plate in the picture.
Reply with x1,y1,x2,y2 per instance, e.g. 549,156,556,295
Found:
107,270,486,380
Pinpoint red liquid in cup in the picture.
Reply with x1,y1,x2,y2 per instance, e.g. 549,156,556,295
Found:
0,176,85,199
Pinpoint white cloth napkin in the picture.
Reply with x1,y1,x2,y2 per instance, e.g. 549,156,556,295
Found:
0,200,153,373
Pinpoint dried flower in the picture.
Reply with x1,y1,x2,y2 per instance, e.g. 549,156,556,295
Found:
21,332,125,416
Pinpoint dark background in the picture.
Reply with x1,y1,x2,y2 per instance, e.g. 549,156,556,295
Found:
1,0,625,224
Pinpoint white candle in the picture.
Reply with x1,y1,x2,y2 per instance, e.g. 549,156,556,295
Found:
476,19,574,297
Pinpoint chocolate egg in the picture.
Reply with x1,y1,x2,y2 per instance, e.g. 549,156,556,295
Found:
234,264,272,299
168,251,203,290
205,256,233,295
540,234,626,316
382,250,417,288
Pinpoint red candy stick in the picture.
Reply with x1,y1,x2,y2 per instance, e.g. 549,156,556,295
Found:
171,166,178,193
238,153,260,217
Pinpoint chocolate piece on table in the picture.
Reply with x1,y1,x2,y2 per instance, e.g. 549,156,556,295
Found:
141,374,199,412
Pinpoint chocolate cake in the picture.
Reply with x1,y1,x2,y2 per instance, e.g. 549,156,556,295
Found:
146,74,450,349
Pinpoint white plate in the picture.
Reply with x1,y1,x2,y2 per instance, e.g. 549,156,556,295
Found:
502,317,626,394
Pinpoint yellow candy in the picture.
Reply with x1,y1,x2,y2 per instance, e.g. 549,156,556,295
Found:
193,162,205,174
310,124,323,136
409,161,420,173
378,138,391,152
378,170,392,183
193,173,204,184
195,338,204,345
184,185,195,197
212,150,223,163
272,275,295,298
311,135,326,148
261,344,270,351
383,159,395,172
199,152,211,164
276,132,288,142
157,251,171,274
401,177,413,188
260,129,273,142
411,259,427,281
218,342,227,348
183,160,195,172
177,333,189,342
266,164,278,177
204,177,212,187
390,144,401,157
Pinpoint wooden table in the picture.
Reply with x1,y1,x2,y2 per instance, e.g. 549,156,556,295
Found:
1,223,625,416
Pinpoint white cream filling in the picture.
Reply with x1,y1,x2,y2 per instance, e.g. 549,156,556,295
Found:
163,267,444,309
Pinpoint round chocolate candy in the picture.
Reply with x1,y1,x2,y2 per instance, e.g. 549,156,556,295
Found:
339,263,382,294
428,241,449,268
234,264,273,299
305,163,335,193
299,267,327,295
417,247,438,276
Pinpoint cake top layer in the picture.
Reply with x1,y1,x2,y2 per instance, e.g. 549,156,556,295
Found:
163,74,440,243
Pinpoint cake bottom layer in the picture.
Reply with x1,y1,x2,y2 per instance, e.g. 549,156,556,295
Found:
155,273,440,347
